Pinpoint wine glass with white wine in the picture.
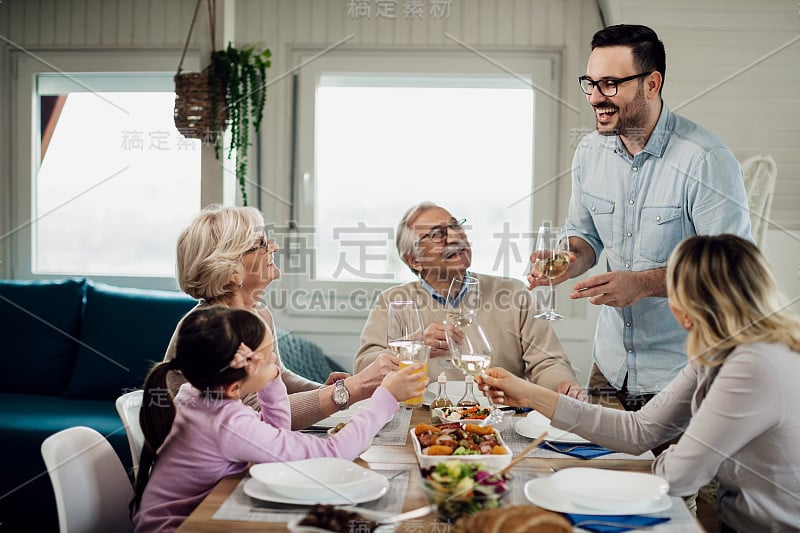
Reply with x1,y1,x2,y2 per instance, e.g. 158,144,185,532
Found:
387,301,429,407
443,316,505,426
438,275,480,370
446,274,480,326
531,223,570,320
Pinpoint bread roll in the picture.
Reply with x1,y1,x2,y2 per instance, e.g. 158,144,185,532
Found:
452,504,571,533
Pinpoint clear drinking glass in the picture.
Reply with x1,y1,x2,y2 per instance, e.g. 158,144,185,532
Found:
443,316,505,426
531,223,570,321
446,275,480,326
387,301,429,407
438,275,480,369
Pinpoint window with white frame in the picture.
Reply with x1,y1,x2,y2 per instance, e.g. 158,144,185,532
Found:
287,50,561,313
11,53,202,288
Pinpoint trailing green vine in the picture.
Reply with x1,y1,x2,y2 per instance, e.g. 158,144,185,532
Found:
210,43,271,206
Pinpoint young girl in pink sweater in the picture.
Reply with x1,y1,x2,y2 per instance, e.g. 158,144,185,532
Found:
132,306,426,532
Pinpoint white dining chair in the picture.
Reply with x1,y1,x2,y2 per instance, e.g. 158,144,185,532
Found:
115,389,145,476
41,426,134,533
742,154,777,249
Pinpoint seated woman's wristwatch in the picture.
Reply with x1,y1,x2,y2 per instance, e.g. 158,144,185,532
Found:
332,379,350,410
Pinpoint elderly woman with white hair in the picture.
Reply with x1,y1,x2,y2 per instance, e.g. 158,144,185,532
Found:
164,204,398,430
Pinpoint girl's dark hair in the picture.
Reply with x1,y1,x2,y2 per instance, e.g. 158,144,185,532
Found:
591,24,666,92
131,306,267,513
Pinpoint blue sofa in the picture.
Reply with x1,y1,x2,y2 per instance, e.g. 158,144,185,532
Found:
0,278,344,532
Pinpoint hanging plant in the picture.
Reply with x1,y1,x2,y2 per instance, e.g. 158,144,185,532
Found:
210,43,272,206
173,0,271,206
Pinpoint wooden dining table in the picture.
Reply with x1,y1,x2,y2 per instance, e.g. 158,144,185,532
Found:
177,400,701,532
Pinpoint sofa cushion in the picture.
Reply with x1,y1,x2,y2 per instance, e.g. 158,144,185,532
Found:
63,281,195,400
0,278,86,395
276,328,347,383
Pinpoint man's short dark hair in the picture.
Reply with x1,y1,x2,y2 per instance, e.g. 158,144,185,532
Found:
591,24,666,91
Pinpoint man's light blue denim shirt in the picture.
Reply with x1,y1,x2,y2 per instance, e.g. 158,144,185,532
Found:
566,104,752,393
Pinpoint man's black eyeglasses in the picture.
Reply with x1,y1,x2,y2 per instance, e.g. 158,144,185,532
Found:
578,72,651,97
417,219,467,245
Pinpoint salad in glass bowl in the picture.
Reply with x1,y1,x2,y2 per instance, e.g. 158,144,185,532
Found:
419,460,510,522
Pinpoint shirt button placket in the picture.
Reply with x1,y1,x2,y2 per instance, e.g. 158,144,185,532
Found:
624,161,641,277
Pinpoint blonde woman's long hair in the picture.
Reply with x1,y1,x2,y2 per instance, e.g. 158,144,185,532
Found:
176,204,266,301
666,234,800,366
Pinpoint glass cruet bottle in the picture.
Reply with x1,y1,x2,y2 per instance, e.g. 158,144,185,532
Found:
456,375,480,407
430,372,453,421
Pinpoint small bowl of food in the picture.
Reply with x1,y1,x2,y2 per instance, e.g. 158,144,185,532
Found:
326,422,347,436
288,504,378,533
420,460,511,522
433,405,491,423
327,422,373,454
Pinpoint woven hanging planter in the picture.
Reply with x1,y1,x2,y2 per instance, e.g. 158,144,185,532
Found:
174,71,227,140
172,0,271,206
173,0,226,140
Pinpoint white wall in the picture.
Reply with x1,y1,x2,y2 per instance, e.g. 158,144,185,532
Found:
1,0,797,379
0,0,201,48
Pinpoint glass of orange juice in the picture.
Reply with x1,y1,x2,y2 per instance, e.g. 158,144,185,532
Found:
388,301,429,407
397,344,430,407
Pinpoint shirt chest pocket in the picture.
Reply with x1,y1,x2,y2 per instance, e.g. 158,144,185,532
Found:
580,192,615,248
639,206,683,263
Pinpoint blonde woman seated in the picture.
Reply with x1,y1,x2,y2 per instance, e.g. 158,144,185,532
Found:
164,205,399,430
480,234,800,532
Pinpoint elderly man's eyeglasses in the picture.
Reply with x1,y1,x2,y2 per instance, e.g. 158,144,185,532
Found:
578,72,651,97
417,219,467,245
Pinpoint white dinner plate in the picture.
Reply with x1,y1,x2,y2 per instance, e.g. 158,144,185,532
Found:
312,399,368,428
423,380,489,407
243,474,389,506
514,410,590,443
249,457,379,501
524,468,672,515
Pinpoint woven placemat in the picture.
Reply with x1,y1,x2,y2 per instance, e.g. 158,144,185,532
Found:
371,407,413,446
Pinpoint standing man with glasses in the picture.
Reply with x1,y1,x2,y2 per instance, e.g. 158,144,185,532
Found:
356,202,585,399
528,24,752,410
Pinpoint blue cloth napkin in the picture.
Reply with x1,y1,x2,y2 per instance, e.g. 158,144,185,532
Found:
563,513,670,533
539,441,615,459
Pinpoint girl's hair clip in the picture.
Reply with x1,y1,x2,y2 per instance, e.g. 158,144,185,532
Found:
229,342,263,375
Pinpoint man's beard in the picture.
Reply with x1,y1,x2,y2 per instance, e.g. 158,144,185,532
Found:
597,84,648,142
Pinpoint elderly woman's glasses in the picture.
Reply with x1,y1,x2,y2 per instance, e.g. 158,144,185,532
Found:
417,218,466,245
244,236,268,255
578,72,651,97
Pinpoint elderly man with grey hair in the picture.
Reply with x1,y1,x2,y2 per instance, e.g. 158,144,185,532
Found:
354,202,585,399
